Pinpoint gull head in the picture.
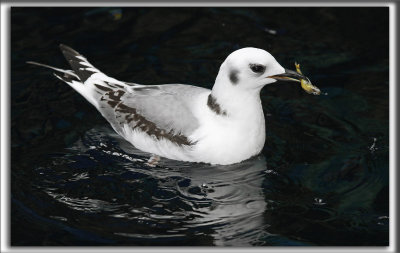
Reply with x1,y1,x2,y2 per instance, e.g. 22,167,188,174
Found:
216,47,309,92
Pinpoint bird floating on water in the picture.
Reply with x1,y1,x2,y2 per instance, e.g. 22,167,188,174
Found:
28,45,311,165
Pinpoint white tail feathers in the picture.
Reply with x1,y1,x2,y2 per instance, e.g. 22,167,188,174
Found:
26,61,79,80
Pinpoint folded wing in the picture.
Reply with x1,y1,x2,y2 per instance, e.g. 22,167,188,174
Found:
98,84,205,146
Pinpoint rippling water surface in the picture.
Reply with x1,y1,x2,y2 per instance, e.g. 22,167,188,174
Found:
11,7,389,246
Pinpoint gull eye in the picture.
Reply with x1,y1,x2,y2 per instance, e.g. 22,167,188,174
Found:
249,63,266,74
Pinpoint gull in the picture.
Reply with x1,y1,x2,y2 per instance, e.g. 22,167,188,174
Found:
28,45,308,165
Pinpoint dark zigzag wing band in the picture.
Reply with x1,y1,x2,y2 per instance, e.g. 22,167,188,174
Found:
99,88,194,147
59,44,97,83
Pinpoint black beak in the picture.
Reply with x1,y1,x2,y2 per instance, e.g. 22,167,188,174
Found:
269,68,310,83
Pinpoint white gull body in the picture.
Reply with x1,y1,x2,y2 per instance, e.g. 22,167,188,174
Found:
28,45,288,165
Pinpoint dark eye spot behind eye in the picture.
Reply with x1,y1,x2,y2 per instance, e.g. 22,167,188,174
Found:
229,69,239,84
249,64,266,74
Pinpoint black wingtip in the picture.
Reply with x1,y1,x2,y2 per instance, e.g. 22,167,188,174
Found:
59,44,82,56
58,44,97,83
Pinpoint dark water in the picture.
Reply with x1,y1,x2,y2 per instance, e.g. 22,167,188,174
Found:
11,7,389,246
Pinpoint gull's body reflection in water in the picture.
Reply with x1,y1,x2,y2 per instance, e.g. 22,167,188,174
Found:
160,155,268,246
36,126,269,246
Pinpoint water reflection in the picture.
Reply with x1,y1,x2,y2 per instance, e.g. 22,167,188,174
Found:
35,126,269,246
174,157,268,246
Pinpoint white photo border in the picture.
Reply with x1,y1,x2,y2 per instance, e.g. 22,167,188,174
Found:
1,1,397,253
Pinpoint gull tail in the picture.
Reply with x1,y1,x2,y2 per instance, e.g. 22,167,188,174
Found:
27,44,101,84
27,44,128,107
26,61,80,82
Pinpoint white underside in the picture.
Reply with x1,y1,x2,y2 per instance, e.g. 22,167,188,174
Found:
119,92,266,165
